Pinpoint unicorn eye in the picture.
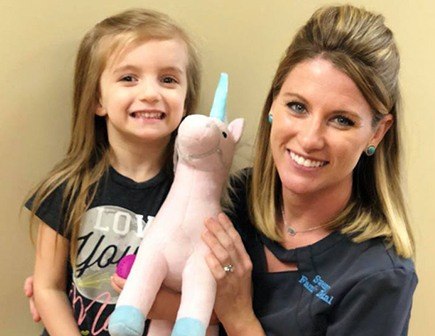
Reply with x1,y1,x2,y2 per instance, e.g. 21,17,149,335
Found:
222,131,227,138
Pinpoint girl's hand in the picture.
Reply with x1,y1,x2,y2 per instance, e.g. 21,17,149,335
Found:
110,273,126,293
202,213,259,333
23,276,41,323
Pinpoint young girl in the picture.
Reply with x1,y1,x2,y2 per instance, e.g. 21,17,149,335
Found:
26,8,200,336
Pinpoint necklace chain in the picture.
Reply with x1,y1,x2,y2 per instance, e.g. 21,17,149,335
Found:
281,205,330,236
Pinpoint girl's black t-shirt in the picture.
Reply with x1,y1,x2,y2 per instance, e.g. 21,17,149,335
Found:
27,167,172,336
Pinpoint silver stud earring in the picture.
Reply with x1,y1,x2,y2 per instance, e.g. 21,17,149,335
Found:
268,113,273,124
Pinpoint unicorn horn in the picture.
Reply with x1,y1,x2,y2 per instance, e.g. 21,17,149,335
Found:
209,72,228,121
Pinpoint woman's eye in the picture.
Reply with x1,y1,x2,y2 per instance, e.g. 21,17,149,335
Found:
287,102,306,114
333,115,355,127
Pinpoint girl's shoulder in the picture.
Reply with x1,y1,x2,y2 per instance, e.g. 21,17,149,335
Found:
25,181,68,236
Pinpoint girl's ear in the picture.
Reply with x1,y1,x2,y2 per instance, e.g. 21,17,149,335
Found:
96,101,107,117
370,114,394,147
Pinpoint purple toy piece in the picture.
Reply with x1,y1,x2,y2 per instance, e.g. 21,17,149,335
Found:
116,254,136,279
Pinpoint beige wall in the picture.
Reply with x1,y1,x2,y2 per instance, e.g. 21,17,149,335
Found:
1,0,433,334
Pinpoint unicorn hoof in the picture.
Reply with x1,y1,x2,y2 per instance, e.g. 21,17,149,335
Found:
108,305,145,336
171,318,206,336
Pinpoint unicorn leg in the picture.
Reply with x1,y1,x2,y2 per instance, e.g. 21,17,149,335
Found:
109,246,168,336
172,252,217,336
109,306,145,336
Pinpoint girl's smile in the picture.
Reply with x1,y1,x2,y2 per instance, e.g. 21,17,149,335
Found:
96,38,189,148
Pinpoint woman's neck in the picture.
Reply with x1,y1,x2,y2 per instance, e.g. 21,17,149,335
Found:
109,139,170,183
282,178,352,230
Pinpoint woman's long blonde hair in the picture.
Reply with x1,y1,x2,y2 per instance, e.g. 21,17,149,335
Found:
250,5,415,258
29,9,201,265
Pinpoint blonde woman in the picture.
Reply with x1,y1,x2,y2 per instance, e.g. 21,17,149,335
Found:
203,5,417,335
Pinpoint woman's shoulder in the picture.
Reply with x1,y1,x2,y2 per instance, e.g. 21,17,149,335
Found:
225,168,256,236
319,235,417,312
338,234,416,277
227,167,252,207
228,167,251,197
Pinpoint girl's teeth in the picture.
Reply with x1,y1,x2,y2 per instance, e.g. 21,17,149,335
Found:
132,112,163,119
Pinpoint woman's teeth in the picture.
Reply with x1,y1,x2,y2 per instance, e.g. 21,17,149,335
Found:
290,151,326,168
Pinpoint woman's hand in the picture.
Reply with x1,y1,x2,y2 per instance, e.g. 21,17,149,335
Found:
203,213,263,334
23,276,41,322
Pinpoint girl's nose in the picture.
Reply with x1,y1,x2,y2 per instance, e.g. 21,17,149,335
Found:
138,79,160,103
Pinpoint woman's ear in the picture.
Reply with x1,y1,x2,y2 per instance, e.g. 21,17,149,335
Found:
370,114,394,147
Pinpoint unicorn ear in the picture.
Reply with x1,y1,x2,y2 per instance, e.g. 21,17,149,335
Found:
209,73,228,122
228,118,244,143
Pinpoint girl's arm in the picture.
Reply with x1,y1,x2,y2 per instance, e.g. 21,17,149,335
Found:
202,213,265,336
111,274,180,321
33,219,81,335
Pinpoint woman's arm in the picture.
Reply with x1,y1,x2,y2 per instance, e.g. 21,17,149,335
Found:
33,220,81,335
326,267,417,336
23,276,41,322
202,213,265,336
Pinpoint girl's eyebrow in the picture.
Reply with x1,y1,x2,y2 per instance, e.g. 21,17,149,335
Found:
111,64,141,74
111,65,185,75
160,66,186,75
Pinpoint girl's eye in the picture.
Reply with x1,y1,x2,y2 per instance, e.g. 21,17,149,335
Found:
120,75,135,82
162,76,178,84
332,115,355,127
287,102,306,114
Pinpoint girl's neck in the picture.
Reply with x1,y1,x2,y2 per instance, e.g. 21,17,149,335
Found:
109,138,170,183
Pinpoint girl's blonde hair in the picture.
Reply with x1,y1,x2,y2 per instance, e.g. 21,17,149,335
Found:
29,9,201,264
250,5,414,258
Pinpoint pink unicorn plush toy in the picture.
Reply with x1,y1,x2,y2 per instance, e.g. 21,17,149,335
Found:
109,73,244,336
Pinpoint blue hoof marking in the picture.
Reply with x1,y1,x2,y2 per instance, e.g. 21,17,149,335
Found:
108,305,145,336
171,318,206,336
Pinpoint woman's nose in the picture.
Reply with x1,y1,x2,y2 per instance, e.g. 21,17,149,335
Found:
298,118,325,152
